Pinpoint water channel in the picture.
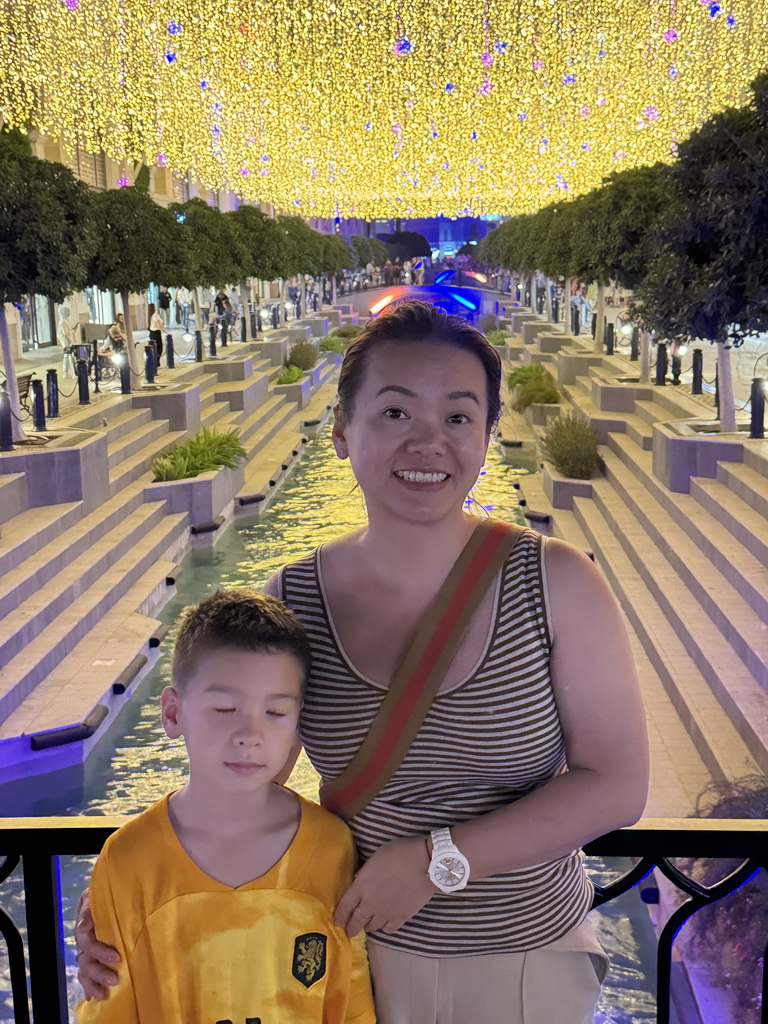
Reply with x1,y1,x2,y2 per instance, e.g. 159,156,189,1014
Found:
1,425,664,1023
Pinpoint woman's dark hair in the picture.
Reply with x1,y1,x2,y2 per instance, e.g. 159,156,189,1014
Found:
148,302,156,319
337,299,502,430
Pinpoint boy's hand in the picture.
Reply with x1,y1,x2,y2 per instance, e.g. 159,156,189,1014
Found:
334,837,437,937
74,889,121,1000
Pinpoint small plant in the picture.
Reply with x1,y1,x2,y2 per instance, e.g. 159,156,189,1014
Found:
486,330,510,347
512,376,561,412
477,313,498,333
539,411,599,479
277,364,303,385
320,335,345,353
150,427,246,481
507,363,553,389
329,324,362,340
285,339,317,371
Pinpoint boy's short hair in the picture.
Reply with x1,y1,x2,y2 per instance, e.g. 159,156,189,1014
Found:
172,588,311,693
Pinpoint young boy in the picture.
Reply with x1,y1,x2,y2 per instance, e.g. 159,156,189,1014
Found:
76,589,375,1024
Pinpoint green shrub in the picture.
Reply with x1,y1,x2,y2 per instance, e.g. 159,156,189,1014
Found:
507,363,553,389
512,377,561,412
486,330,510,347
539,411,599,479
276,364,304,385
150,427,246,481
320,335,345,353
285,339,317,371
330,324,362,339
477,313,498,333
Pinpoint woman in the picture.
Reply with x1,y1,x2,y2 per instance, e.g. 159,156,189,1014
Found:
106,313,127,352
147,302,164,360
76,300,649,1023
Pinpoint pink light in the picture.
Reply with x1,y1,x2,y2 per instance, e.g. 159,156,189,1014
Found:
157,153,167,167
663,28,678,43
117,175,130,187
370,293,396,315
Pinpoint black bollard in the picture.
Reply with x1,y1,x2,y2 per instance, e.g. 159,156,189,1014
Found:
209,325,217,358
552,297,559,324
655,343,668,386
240,315,246,343
605,322,615,355
221,320,228,347
630,327,640,362
271,305,279,330
166,334,175,368
77,359,90,404
250,309,258,337
591,313,597,339
0,388,12,450
119,355,131,394
750,379,765,439
91,341,101,393
691,350,703,394
31,378,46,431
46,368,60,418
195,330,204,362
144,344,157,383
671,353,682,385
715,367,720,416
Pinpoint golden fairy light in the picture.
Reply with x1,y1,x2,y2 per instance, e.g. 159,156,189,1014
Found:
0,0,764,218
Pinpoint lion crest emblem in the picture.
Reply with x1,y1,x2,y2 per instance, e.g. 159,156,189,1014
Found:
292,932,327,988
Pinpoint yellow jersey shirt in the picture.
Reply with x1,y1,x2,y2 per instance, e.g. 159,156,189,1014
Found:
76,792,375,1024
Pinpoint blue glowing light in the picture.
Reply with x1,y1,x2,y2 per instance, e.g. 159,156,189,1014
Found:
435,270,455,285
446,290,479,311
167,20,182,34
165,51,176,63
445,83,455,93
709,2,721,16
470,131,478,140
175,212,186,223
563,73,577,84
200,80,208,89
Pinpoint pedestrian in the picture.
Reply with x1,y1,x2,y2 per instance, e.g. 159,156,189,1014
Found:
56,305,78,378
157,286,172,326
147,303,164,360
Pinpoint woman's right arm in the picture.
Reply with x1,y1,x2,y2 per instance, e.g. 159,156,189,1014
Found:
74,889,121,999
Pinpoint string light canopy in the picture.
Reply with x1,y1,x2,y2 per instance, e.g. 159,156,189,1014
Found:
1,1,765,218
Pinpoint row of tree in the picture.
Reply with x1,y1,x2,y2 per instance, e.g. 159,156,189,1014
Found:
479,73,768,432
0,134,391,434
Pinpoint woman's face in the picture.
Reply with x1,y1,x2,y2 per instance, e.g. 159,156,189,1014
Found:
333,340,491,527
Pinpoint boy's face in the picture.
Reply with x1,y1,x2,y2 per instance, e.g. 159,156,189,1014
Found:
161,648,303,793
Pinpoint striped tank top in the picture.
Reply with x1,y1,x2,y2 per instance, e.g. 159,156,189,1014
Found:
280,528,594,957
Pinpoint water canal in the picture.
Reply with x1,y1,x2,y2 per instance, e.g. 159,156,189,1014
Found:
1,426,664,1023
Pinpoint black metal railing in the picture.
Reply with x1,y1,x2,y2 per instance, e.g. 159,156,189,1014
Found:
1,817,767,1023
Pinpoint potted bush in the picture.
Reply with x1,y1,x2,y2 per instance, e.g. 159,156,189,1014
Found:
539,410,600,509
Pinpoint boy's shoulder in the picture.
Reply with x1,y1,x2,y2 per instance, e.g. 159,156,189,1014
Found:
97,795,171,869
295,791,352,843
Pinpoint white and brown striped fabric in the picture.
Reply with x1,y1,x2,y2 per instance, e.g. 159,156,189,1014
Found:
280,528,594,957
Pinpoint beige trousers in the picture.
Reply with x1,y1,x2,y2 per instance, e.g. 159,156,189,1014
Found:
367,920,608,1024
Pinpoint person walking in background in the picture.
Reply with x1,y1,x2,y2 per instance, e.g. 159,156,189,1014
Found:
147,303,164,360
176,286,192,331
157,286,172,326
56,305,78,378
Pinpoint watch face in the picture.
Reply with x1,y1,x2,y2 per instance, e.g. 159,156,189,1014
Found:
434,855,467,888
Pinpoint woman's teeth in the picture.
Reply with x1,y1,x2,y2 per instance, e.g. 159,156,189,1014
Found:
395,471,449,483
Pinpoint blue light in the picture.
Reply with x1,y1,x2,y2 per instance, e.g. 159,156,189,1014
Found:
175,212,186,223
446,289,479,311
435,270,454,285
709,2,721,16
165,51,176,64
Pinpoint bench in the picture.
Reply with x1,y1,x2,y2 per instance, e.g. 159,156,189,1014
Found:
0,372,35,413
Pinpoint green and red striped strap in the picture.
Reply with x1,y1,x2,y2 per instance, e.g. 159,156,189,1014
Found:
320,519,523,819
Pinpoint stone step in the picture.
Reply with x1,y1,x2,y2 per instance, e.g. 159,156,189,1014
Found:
200,400,232,430
237,395,294,449
0,564,173,742
104,408,153,445
715,461,768,521
108,429,186,496
0,500,83,579
515,471,593,555
743,443,768,477
573,497,762,779
689,476,768,570
0,513,187,726
0,499,170,664
596,453,768,687
0,473,28,527
107,418,171,472
634,400,666,426
606,433,768,625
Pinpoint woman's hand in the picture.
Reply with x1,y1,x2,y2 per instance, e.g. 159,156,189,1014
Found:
334,837,437,937
74,889,121,1000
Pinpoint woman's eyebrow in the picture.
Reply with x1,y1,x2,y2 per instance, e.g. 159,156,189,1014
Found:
375,384,417,398
374,385,480,405
448,390,480,405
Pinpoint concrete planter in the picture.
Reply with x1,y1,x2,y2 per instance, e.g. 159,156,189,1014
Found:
274,372,313,409
0,429,110,513
542,461,594,510
145,462,245,530
523,402,562,428
652,419,751,493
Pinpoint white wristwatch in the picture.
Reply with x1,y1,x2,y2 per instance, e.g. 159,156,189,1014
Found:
428,827,470,893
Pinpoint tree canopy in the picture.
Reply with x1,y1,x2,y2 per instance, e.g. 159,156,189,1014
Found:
168,198,248,289
233,205,289,282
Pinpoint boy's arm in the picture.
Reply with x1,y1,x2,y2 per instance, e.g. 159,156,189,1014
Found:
75,851,139,1024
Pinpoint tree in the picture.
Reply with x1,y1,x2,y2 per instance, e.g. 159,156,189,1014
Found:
383,230,431,262
350,235,372,268
0,140,94,439
232,205,289,332
633,74,768,429
90,186,183,375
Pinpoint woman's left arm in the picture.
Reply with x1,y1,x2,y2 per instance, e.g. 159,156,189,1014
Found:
336,538,649,935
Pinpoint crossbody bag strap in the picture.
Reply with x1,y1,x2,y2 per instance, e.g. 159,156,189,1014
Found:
320,519,524,819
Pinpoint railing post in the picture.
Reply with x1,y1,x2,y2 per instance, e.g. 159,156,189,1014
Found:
119,355,131,394
250,306,258,337
0,386,12,450
630,327,639,361
23,851,68,1024
691,349,703,394
671,352,682,385
655,343,668,386
750,378,765,439
165,333,175,369
209,324,217,358
195,330,204,362
46,368,60,418
240,314,246,343
31,378,46,431
591,312,597,339
144,344,157,383
91,340,101,393
76,358,90,404
605,322,615,355
221,319,228,347
715,366,720,416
